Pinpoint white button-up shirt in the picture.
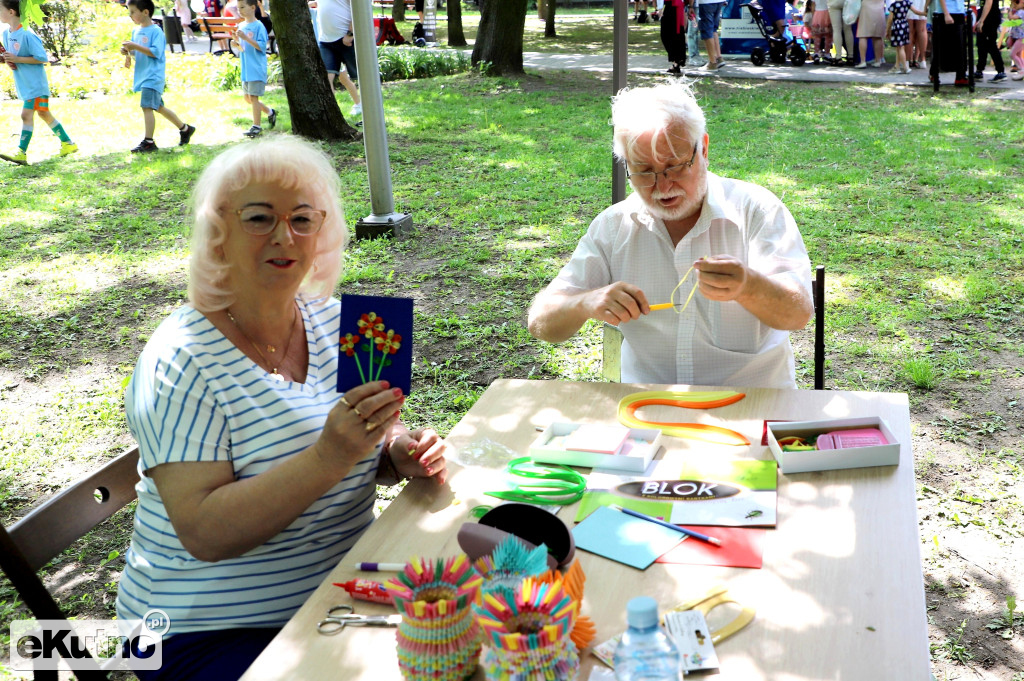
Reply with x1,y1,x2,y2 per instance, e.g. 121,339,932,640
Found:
550,172,812,389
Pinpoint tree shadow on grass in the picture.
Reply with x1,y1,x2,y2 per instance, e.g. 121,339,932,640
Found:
924,568,1024,678
0,273,187,383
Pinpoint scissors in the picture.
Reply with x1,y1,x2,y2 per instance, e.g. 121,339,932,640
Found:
316,604,402,636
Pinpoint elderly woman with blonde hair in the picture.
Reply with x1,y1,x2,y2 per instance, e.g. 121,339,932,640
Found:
116,137,448,681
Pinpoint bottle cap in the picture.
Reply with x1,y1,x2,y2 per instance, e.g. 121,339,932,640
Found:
626,596,659,629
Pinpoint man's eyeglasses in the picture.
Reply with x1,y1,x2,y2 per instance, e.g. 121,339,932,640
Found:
625,142,699,189
235,207,327,236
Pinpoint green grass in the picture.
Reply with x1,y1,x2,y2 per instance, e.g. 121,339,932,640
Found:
1,74,1021,487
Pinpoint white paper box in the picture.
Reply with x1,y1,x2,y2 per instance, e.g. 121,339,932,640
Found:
529,422,662,472
766,417,900,474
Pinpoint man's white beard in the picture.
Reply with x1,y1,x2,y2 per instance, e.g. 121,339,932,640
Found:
643,188,704,222
639,165,707,222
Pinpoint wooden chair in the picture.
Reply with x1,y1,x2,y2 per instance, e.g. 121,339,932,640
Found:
201,15,239,56
602,265,827,389
0,446,141,681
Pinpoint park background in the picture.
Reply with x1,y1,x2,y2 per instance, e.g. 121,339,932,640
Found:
1,0,1022,678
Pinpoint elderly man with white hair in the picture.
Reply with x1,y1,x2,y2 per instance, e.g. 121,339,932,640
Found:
528,82,814,389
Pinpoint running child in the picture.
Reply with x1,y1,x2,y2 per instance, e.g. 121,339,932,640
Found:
0,0,77,166
122,0,196,153
231,0,276,138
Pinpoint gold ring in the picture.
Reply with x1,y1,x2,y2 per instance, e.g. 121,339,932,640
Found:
365,421,379,432
341,396,365,419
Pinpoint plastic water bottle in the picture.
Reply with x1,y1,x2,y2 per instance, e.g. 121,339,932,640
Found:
613,596,681,681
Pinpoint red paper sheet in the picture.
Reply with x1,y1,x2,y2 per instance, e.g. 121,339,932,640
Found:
655,526,766,569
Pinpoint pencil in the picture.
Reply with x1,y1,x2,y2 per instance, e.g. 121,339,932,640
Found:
608,504,722,546
649,302,675,311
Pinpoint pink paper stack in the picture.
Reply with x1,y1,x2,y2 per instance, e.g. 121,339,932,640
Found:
384,555,484,681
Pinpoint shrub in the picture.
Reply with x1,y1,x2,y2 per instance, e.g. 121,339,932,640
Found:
37,0,94,60
377,46,471,81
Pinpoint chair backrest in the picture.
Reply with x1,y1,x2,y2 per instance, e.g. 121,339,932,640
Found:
0,447,140,680
601,264,827,389
812,264,825,391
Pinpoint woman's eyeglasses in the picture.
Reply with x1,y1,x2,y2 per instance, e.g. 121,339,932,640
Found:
625,142,699,189
235,207,327,236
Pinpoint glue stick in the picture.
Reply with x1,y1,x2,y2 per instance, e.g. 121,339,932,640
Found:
333,578,394,606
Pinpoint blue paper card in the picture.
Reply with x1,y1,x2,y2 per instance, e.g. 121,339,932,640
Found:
572,505,685,570
337,294,413,395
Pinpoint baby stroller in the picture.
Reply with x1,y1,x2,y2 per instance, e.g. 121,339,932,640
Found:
741,0,808,66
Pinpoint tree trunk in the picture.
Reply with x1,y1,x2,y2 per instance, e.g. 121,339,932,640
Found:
545,0,556,37
537,0,547,19
471,0,528,74
447,0,467,46
393,0,406,22
275,0,359,140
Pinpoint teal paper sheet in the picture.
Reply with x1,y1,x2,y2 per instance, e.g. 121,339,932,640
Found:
572,505,686,570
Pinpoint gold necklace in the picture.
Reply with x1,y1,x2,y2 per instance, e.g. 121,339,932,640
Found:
226,306,299,380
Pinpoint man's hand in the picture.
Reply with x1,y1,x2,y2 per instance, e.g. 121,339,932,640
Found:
585,282,651,326
528,281,650,343
944,12,953,23
342,33,354,46
694,255,749,302
694,255,813,330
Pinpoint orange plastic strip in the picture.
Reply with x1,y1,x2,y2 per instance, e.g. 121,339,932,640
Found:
626,393,746,411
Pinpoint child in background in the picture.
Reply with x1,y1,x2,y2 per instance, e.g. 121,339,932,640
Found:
907,0,928,68
1007,0,1024,78
231,0,276,138
0,0,77,165
803,0,815,41
122,0,196,153
174,0,197,42
810,0,834,61
886,0,912,73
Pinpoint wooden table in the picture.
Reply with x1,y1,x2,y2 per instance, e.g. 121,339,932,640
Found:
240,379,930,681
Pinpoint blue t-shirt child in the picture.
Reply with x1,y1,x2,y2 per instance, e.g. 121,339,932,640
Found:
131,23,166,93
1,25,49,101
238,20,268,84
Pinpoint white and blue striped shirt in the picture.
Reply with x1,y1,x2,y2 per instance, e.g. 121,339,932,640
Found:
116,297,380,637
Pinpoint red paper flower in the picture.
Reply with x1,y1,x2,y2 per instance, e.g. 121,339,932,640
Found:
358,312,385,339
375,329,402,355
340,332,359,357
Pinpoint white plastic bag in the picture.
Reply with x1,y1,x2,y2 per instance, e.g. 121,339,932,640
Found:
843,0,861,24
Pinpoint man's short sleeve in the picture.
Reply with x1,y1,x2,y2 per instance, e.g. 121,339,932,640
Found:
743,190,813,298
548,212,618,294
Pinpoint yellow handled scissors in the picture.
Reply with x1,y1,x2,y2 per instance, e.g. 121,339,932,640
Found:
317,604,402,636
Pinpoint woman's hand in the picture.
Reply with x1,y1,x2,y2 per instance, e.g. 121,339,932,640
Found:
389,428,449,485
315,381,404,475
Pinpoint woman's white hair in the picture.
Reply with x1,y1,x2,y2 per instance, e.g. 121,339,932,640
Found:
611,81,707,166
187,137,348,312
